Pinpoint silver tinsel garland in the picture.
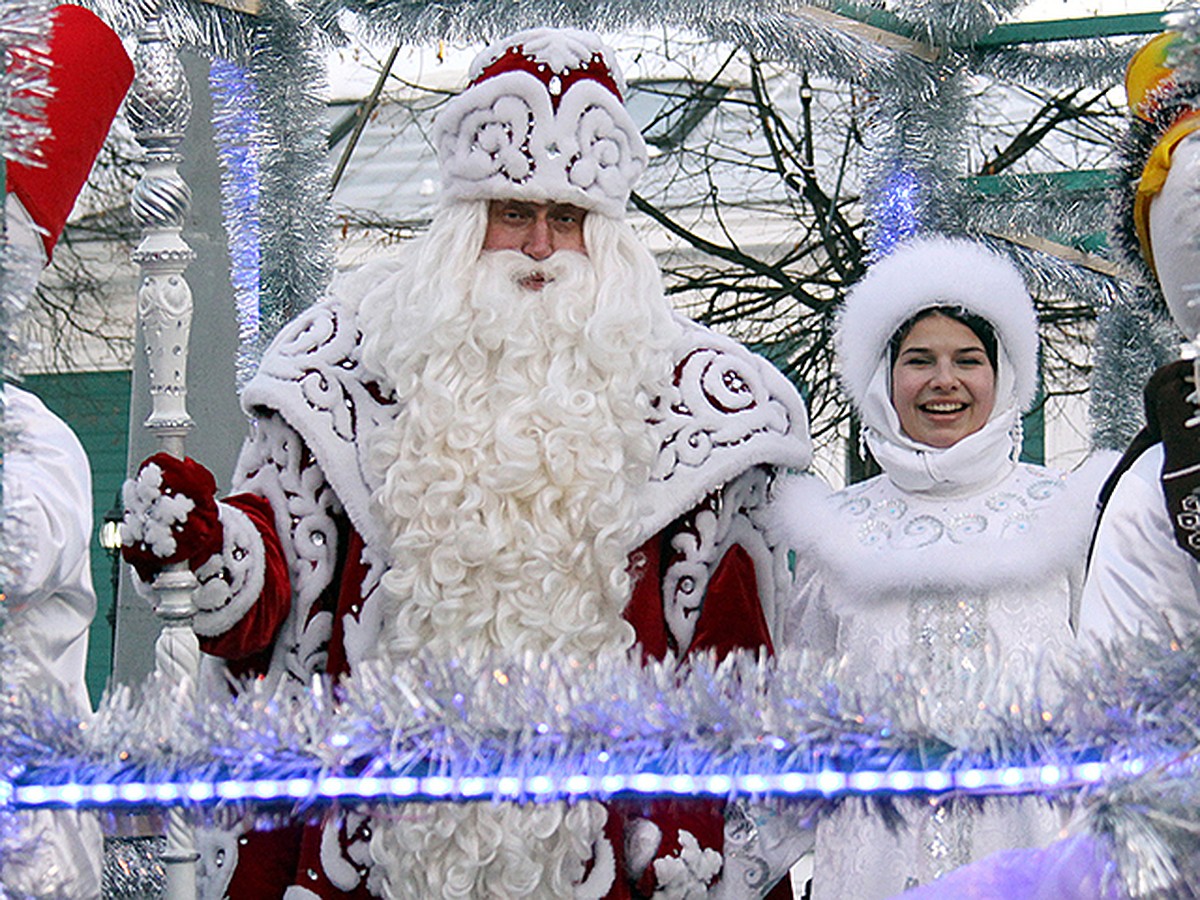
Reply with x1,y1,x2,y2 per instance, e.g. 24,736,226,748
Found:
1089,285,1177,452
245,0,335,365
0,648,1127,806
84,0,256,62
884,0,1026,48
959,174,1113,243
1062,624,1200,898
325,0,933,93
973,39,1130,91
0,634,1197,893
0,0,56,888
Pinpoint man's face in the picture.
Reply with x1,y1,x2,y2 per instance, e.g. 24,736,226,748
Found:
483,200,588,286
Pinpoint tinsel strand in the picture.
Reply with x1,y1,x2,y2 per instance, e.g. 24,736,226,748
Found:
209,59,263,389
246,0,335,363
0,0,57,886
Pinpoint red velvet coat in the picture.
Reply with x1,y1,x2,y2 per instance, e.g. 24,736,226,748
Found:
178,271,811,898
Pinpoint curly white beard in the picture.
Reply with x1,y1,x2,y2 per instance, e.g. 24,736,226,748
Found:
370,801,613,900
359,204,679,898
361,205,677,663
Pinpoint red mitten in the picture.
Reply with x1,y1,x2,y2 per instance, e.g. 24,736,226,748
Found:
121,453,222,582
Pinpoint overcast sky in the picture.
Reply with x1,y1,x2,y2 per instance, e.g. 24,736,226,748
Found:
326,2,1175,98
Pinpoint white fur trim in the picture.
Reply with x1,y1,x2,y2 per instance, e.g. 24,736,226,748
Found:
651,830,723,898
196,825,240,900
191,502,266,637
773,461,1101,599
575,834,616,899
319,814,366,892
626,817,662,879
434,29,647,217
638,316,812,543
837,236,1039,415
242,265,393,553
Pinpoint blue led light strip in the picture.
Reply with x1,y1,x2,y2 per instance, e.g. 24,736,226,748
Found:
3,758,1144,811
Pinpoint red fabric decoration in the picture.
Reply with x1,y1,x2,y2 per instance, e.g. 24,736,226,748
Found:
6,5,134,259
286,814,375,900
623,533,670,662
685,543,775,660
122,453,223,582
473,43,623,112
768,875,796,899
225,822,305,900
327,529,367,680
624,799,726,898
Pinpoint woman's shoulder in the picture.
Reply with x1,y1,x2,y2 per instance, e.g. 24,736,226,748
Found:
1008,452,1116,518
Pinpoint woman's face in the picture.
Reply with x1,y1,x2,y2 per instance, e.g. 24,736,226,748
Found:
891,312,997,449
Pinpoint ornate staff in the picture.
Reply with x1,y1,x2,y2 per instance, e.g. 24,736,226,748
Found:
126,2,199,896
127,1,262,894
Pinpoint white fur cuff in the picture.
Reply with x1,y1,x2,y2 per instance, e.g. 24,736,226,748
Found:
191,503,267,637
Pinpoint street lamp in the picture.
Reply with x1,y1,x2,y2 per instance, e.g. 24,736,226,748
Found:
98,489,123,644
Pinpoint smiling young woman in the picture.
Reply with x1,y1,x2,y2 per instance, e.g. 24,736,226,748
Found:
773,236,1108,900
890,310,997,449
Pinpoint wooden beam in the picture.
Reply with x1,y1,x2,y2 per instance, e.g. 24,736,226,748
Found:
987,230,1123,278
796,5,939,63
977,11,1169,47
196,0,261,14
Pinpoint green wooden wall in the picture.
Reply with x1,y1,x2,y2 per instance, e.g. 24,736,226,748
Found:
21,370,131,709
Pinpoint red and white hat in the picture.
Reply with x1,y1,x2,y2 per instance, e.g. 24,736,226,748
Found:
6,4,134,261
433,28,648,218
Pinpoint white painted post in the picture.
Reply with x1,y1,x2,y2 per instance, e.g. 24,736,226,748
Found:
125,3,200,898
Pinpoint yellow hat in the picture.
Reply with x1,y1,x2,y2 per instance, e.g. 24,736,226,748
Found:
1126,32,1200,273
1126,31,1180,121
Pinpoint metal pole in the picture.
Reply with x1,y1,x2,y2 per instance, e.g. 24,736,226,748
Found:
125,3,199,897
330,43,400,193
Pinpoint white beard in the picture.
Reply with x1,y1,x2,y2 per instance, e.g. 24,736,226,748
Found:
371,801,614,900
363,244,673,663
361,238,675,899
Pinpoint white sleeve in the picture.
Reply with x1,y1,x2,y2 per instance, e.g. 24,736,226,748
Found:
792,571,840,662
1079,445,1200,648
3,388,94,608
2,386,96,715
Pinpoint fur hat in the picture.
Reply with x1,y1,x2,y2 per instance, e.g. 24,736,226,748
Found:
6,5,134,261
836,235,1040,414
1111,32,1200,290
433,28,648,218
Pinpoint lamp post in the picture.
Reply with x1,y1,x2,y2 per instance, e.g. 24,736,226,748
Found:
98,490,123,649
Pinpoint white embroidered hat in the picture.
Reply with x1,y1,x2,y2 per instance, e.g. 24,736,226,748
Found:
837,235,1040,415
433,28,648,218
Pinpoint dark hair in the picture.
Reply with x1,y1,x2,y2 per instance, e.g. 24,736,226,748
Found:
888,306,998,370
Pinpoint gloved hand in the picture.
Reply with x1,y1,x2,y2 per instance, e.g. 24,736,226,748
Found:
121,452,223,582
1143,359,1197,438
1143,359,1200,560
